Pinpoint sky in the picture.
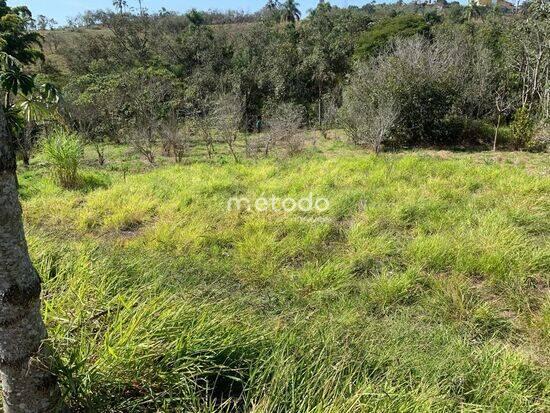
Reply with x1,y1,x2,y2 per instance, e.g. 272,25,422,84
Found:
11,0,373,25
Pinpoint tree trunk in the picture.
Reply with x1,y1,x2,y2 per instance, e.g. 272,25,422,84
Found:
0,108,61,412
22,122,35,167
227,134,239,163
94,143,105,166
318,84,322,130
493,113,501,151
22,152,30,167
264,136,273,157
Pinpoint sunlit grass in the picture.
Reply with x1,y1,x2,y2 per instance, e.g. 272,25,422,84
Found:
20,144,550,411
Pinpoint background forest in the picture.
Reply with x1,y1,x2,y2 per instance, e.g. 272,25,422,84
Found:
9,0,549,165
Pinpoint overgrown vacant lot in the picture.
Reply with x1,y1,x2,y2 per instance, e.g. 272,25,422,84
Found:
20,146,549,412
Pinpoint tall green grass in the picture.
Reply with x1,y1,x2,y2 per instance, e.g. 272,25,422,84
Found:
42,130,84,188
20,148,550,411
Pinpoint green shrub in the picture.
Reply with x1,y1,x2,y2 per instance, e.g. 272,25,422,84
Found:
496,125,513,149
442,117,496,147
42,130,84,188
527,123,549,152
509,108,534,150
343,37,480,149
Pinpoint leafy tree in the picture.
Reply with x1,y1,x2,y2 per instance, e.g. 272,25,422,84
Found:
301,2,335,128
230,22,273,129
114,68,182,162
186,9,205,26
103,10,152,64
159,114,189,162
503,0,549,118
341,58,399,152
300,3,370,128
212,93,244,162
0,2,44,65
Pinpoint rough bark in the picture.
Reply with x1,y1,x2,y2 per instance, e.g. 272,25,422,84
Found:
0,108,61,412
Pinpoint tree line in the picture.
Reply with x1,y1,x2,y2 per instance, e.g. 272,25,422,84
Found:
6,0,550,166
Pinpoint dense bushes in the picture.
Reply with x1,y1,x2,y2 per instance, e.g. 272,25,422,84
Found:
341,1,549,153
529,123,550,152
342,36,472,150
318,1,545,152
444,117,502,147
339,57,398,152
53,2,371,138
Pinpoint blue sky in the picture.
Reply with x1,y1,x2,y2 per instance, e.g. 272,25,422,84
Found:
10,0,373,25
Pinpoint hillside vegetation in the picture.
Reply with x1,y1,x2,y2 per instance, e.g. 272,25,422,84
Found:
19,144,550,411
32,0,548,158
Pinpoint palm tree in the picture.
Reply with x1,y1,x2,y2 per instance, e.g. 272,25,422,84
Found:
19,82,59,112
112,0,128,15
0,62,34,107
263,0,281,22
266,0,280,10
18,82,61,165
281,0,301,23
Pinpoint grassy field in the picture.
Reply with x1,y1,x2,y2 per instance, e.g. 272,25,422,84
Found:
19,141,549,412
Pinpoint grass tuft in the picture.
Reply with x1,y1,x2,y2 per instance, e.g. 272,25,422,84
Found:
42,130,84,188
